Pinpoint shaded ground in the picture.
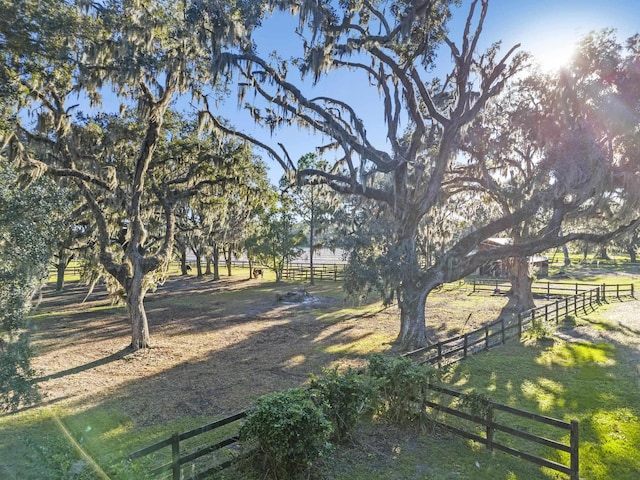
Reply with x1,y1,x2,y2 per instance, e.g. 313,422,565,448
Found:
27,275,507,426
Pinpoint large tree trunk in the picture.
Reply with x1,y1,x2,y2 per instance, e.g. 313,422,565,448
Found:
179,249,189,275
55,261,66,291
194,250,203,277
127,260,151,350
596,245,610,260
54,248,73,291
213,244,220,281
223,245,233,277
395,236,435,349
397,285,430,349
627,245,637,263
506,256,536,312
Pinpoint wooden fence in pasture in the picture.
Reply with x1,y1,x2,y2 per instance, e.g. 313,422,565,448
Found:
125,384,579,479
424,384,579,480
469,278,635,300
402,284,621,367
126,412,247,480
280,263,346,282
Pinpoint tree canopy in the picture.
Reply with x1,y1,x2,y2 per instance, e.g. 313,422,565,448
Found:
203,0,640,348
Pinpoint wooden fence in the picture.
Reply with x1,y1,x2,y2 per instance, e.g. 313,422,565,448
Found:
126,384,579,479
469,278,635,300
403,285,613,367
126,412,246,480
424,383,579,480
281,263,345,282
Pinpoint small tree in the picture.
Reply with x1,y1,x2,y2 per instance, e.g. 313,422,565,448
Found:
248,194,305,282
291,153,336,285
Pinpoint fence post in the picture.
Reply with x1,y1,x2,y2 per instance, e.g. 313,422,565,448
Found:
617,284,620,299
555,299,560,324
575,283,578,295
632,283,635,298
501,318,505,344
601,283,606,302
463,334,468,358
544,304,549,324
570,420,579,480
531,309,536,329
171,432,181,480
437,343,442,368
547,281,550,298
517,313,523,338
582,292,587,314
486,403,495,451
473,278,476,293
484,326,489,349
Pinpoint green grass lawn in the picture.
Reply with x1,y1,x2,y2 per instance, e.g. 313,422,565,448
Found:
306,300,639,480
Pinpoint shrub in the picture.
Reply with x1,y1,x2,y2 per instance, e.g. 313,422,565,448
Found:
459,391,493,419
367,354,436,427
309,367,382,442
239,388,332,479
525,321,555,342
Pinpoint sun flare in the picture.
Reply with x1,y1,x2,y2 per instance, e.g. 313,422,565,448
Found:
520,19,585,74
531,37,579,73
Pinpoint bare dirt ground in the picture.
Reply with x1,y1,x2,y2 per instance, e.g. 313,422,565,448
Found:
28,276,508,426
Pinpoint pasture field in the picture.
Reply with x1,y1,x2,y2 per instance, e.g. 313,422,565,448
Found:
1,264,639,479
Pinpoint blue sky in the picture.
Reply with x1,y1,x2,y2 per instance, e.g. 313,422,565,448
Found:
216,0,640,184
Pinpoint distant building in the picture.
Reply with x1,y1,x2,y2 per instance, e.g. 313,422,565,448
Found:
476,238,549,278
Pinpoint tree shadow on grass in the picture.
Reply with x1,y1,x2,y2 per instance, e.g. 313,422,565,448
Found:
441,319,640,480
31,347,132,383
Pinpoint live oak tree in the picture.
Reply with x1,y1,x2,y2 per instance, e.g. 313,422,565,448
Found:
50,194,96,292
204,0,640,349
456,74,552,313
203,0,527,348
2,0,264,350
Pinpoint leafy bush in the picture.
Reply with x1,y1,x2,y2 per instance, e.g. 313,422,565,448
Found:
367,354,436,427
525,321,555,342
459,392,493,419
239,388,332,479
309,367,382,442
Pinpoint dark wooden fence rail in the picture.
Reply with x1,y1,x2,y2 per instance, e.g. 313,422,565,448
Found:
280,263,346,282
126,385,579,479
404,282,635,368
424,383,579,480
126,412,246,480
469,278,635,300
